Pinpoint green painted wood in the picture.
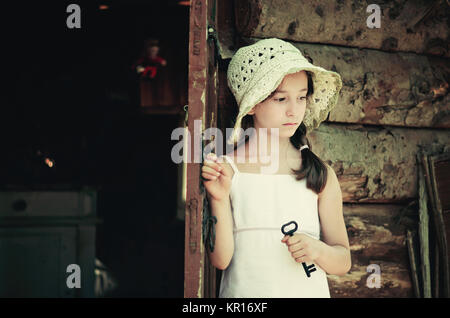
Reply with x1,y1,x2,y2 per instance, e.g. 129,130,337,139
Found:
417,153,431,298
0,191,97,297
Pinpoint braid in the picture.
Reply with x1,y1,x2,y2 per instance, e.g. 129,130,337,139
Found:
289,122,328,194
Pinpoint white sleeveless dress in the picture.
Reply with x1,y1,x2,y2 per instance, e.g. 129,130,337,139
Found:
218,155,330,298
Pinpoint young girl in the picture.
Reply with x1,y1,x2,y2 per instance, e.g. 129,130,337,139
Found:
202,38,351,298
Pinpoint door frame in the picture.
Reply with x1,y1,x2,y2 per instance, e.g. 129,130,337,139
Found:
184,0,219,298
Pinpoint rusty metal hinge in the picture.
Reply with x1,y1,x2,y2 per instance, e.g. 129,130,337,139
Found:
183,104,189,126
207,25,222,65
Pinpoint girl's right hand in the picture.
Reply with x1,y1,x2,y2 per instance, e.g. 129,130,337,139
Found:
202,153,232,202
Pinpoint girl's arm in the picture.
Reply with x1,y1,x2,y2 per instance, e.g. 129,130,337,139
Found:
282,164,351,275
314,164,351,276
207,196,235,270
202,159,235,270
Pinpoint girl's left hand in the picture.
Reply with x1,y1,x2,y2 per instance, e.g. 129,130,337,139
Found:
281,234,324,264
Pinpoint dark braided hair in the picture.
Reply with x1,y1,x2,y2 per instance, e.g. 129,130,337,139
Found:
235,71,328,194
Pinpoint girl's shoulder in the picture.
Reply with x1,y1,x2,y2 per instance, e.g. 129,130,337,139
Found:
318,163,339,199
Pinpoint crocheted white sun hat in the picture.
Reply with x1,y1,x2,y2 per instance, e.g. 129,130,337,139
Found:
226,38,342,145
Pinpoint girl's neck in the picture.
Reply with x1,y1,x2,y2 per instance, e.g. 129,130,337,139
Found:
232,131,300,174
242,131,291,161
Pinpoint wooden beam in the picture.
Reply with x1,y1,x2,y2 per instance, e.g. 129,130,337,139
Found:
309,124,450,203
185,0,208,298
228,38,450,129
233,0,449,58
328,203,414,297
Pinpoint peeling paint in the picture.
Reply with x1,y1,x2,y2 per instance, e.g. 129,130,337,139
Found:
201,87,206,132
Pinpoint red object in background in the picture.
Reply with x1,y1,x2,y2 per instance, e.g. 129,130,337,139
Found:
133,56,166,79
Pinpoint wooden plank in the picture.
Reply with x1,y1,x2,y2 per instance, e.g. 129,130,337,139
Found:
309,124,450,203
232,0,450,58
421,152,441,297
203,0,219,298
417,153,431,297
433,242,440,298
430,153,450,213
216,0,236,60
184,0,209,298
406,230,421,298
427,152,450,297
185,0,220,298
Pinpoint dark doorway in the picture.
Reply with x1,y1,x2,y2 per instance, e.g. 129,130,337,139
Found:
1,1,188,297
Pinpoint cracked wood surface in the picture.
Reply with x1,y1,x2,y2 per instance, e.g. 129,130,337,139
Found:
328,204,414,297
215,0,450,298
309,124,450,203
237,37,450,129
234,0,450,58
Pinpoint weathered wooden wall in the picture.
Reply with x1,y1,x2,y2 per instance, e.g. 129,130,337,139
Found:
311,124,450,203
329,204,415,297
217,0,450,297
233,0,450,58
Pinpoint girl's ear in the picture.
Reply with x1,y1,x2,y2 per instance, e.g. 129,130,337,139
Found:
247,106,257,115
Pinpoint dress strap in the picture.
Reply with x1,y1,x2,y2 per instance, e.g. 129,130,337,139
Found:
220,155,240,174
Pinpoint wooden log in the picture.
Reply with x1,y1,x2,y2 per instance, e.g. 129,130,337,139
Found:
309,123,450,203
233,0,450,58
328,203,413,297
343,204,409,261
231,37,450,129
328,261,413,298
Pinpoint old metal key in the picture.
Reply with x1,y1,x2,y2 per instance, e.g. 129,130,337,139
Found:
281,221,317,278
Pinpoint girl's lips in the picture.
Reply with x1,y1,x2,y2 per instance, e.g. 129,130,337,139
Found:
283,123,297,126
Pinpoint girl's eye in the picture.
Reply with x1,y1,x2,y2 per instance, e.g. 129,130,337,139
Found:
274,96,306,102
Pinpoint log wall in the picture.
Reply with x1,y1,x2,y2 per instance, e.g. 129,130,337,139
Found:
217,0,450,298
234,0,450,58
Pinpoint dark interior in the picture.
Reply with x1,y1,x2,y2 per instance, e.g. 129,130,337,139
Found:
1,0,189,297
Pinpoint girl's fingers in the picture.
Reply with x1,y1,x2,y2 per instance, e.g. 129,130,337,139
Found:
295,256,312,264
202,166,222,179
202,172,219,181
292,249,306,259
205,153,219,163
202,166,222,176
287,242,303,253
203,176,218,181
282,236,300,246
203,160,223,173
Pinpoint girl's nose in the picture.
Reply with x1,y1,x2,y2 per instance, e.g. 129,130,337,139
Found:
286,102,297,116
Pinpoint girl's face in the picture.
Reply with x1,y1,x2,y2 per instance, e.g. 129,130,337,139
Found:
248,71,308,139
